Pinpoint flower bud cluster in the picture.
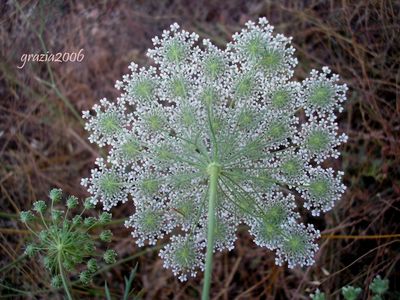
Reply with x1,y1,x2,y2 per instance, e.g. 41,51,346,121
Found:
20,188,116,286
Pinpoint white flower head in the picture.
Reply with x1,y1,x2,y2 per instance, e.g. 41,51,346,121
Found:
82,18,347,280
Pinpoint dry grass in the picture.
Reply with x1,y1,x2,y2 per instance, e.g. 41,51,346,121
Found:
0,0,399,299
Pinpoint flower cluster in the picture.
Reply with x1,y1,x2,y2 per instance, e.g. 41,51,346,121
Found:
82,18,347,280
20,188,117,287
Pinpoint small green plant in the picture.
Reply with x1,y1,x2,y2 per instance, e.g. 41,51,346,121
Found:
105,263,141,300
82,18,347,299
20,188,116,299
369,275,389,300
310,289,326,300
341,285,362,300
311,275,390,300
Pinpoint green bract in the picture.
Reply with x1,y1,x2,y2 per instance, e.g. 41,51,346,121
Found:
82,18,347,285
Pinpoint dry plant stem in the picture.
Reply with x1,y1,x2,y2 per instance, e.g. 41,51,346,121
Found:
58,253,73,300
202,163,220,300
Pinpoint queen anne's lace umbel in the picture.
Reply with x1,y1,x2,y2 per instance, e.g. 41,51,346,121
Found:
81,18,347,281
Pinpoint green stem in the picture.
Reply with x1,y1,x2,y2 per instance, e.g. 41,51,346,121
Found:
202,163,220,300
58,254,73,300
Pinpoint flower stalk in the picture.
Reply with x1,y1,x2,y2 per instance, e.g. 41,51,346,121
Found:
58,253,73,300
202,163,221,300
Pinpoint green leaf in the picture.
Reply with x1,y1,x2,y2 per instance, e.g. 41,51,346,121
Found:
123,263,138,300
105,281,112,300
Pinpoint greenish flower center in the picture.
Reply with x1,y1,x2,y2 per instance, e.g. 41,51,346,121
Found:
181,107,195,126
286,235,305,252
204,56,224,79
134,80,154,100
201,87,218,106
238,110,255,129
121,139,140,159
309,178,330,198
171,78,188,98
235,76,254,98
146,114,164,132
142,211,160,232
259,49,282,72
261,222,281,240
282,159,301,177
99,173,121,196
175,242,195,268
267,121,287,140
99,113,121,136
166,41,186,63
264,204,285,225
156,146,174,161
257,204,287,240
309,85,333,107
307,130,329,152
141,178,159,194
245,36,265,59
271,89,290,109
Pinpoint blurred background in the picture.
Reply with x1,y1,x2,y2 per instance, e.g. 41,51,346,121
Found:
0,0,399,299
